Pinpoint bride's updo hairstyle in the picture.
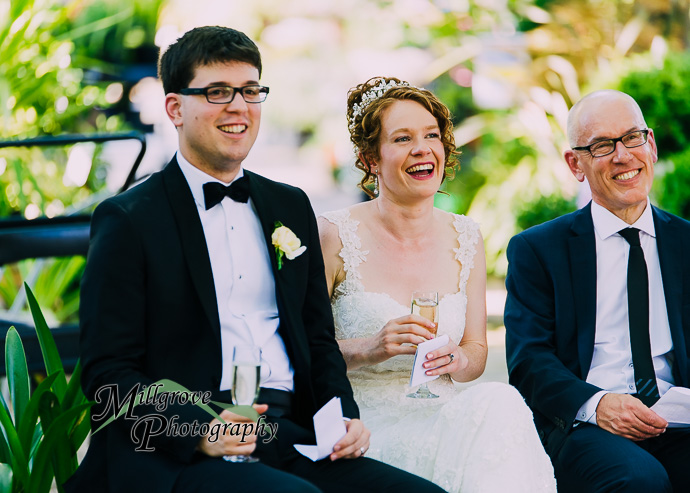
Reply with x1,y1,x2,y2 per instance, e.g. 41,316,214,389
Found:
346,76,459,198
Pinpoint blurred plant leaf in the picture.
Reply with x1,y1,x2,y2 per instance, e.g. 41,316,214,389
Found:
25,283,67,397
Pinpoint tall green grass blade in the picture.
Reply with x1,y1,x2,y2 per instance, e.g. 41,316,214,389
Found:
68,407,92,456
24,283,67,397
0,421,10,465
6,327,29,432
26,403,91,493
0,397,29,488
17,372,60,459
0,391,12,463
37,392,76,488
0,462,11,492
62,361,84,410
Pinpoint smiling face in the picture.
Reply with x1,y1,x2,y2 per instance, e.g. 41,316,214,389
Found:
165,61,261,182
375,100,445,202
564,91,658,224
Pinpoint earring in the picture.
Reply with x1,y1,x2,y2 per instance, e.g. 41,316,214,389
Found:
373,172,379,196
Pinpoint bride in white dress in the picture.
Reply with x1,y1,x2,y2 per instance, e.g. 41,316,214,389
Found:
318,77,557,492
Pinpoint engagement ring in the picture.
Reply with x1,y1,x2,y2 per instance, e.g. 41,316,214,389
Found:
449,353,455,363
360,447,366,456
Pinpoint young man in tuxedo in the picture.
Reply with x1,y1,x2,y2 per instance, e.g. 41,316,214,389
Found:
505,89,690,492
67,26,444,493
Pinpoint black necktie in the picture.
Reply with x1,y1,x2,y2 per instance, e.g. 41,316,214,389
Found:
202,176,250,210
618,227,659,406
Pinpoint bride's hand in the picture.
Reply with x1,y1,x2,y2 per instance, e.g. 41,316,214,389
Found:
421,341,468,376
367,314,436,364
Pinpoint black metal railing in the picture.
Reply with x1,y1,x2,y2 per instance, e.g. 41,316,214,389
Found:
0,131,147,373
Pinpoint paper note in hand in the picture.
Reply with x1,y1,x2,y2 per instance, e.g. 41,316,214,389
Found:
294,396,347,461
651,386,690,428
409,334,450,388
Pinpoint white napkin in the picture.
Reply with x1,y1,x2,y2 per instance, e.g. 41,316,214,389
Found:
651,386,690,427
409,334,450,387
294,397,348,461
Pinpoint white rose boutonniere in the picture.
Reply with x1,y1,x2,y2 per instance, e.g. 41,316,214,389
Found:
271,221,307,270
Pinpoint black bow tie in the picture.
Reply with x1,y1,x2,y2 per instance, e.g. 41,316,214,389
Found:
203,176,250,210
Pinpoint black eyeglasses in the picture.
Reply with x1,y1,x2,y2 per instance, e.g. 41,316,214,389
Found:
179,85,269,104
572,129,649,158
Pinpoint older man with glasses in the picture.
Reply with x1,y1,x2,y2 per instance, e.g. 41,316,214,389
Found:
505,89,690,492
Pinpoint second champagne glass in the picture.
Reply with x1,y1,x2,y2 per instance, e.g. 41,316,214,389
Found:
407,291,439,399
224,344,261,463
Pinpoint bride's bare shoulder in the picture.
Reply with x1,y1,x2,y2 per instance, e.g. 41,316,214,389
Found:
433,207,461,229
347,201,375,220
317,215,341,252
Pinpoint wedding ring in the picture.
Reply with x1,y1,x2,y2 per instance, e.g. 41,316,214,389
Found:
449,353,455,364
360,446,366,456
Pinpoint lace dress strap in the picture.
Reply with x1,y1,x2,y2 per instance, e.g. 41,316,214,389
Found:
452,214,480,297
320,209,369,295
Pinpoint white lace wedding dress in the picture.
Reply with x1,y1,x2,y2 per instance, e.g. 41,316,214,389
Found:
322,209,557,493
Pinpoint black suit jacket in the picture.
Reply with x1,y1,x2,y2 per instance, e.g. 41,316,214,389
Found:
69,158,357,492
504,202,690,456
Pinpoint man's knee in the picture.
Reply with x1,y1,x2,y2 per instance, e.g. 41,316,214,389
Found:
556,454,672,493
608,459,671,493
554,424,673,493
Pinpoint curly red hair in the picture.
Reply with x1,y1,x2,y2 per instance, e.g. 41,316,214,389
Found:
346,77,459,198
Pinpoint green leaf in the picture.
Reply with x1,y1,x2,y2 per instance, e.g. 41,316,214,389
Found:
0,463,12,493
26,403,92,493
17,372,60,459
37,391,62,438
55,7,134,42
63,363,94,453
62,360,84,410
0,391,12,463
5,327,30,432
24,283,67,397
37,391,77,488
0,429,10,466
68,406,92,455
29,424,43,460
0,394,29,489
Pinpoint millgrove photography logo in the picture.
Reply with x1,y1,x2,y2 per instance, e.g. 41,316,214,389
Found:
91,380,278,452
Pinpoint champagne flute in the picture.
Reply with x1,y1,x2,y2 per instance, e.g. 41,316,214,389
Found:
224,344,261,463
407,291,440,399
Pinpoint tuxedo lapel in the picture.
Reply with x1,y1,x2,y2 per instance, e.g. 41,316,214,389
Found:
567,204,598,378
244,171,310,381
244,171,282,275
244,171,293,339
161,158,221,341
653,207,688,383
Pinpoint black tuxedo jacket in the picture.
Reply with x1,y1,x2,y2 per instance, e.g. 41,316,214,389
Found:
69,158,357,492
504,202,690,456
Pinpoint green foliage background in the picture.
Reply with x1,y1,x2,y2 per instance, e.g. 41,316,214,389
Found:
3,0,690,300
0,0,162,324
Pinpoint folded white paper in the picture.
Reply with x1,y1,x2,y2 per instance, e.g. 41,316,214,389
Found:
409,334,450,388
651,386,690,428
294,396,347,461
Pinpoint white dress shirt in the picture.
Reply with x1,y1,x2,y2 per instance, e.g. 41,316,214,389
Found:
177,152,294,392
576,200,675,423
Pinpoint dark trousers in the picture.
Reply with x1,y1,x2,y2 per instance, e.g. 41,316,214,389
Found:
173,390,444,493
552,423,690,493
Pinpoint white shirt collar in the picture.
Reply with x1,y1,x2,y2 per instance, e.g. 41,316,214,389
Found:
176,151,245,209
591,198,655,241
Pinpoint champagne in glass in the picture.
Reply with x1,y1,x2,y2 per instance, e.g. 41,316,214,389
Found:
411,297,439,336
224,344,261,463
407,291,440,399
231,364,260,407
